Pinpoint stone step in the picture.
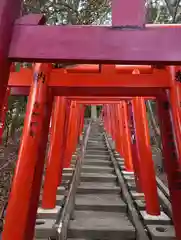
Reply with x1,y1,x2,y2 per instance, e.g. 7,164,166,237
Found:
88,139,104,143
63,168,74,174
77,182,120,194
67,239,87,240
86,148,108,152
63,172,117,182
87,143,106,146
81,165,114,174
84,155,109,160
68,211,135,240
85,151,109,156
88,136,104,139
75,194,126,212
62,173,73,180
86,146,106,150
86,149,109,156
80,173,117,182
87,139,104,142
39,194,65,206
82,159,112,166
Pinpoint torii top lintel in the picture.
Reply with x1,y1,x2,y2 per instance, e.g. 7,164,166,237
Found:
8,64,173,97
3,0,181,64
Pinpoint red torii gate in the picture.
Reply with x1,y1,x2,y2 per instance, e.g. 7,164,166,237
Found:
1,0,181,239
2,62,181,239
8,64,170,96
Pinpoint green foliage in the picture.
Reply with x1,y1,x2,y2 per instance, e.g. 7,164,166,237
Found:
3,96,27,145
23,0,111,25
84,106,91,118
5,0,181,146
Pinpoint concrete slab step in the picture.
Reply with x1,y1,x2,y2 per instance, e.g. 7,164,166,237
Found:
63,168,74,174
75,194,126,212
68,211,135,240
77,182,120,194
88,137,104,140
67,239,87,240
82,159,112,167
84,155,110,160
87,143,106,150
86,148,108,152
86,146,106,150
81,165,114,174
63,173,73,180
87,140,104,143
87,140,104,142
80,173,117,182
85,151,109,156
39,195,65,206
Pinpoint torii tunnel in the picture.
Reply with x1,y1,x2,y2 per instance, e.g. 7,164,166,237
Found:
1,0,181,239
0,63,180,239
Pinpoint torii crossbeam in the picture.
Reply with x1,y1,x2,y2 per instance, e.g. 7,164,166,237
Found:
9,65,171,96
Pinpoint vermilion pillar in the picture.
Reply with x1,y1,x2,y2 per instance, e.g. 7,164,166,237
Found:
168,66,181,163
42,96,66,209
103,105,109,134
79,105,85,136
110,104,116,141
3,63,51,240
121,101,133,171
116,103,124,156
132,97,160,215
107,105,112,136
27,89,53,235
69,103,81,162
127,101,142,192
114,104,121,153
64,101,78,168
157,90,181,239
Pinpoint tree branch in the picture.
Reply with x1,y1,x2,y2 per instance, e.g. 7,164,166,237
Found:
172,0,181,22
163,0,174,17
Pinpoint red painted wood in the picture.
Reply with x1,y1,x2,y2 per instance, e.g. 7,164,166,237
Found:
52,87,163,97
42,97,66,209
9,25,181,64
121,101,133,171
15,14,46,25
132,97,160,215
157,91,181,239
9,69,171,88
10,86,163,97
26,90,53,236
10,87,29,95
2,64,51,240
112,0,145,27
0,0,21,120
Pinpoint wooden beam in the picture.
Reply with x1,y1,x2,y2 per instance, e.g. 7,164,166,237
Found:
9,25,181,64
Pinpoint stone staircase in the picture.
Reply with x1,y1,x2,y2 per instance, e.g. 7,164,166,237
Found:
34,122,136,239
67,123,135,240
